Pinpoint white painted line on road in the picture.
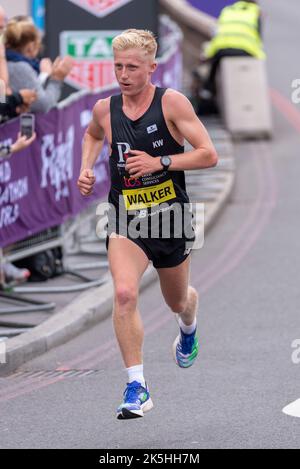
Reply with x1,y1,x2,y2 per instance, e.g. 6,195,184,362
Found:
282,399,300,418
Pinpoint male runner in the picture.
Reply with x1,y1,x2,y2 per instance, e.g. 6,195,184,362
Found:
77,29,218,420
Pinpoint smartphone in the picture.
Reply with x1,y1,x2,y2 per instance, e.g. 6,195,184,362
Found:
20,113,35,139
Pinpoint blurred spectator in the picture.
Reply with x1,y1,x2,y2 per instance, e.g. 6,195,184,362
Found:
0,10,36,286
204,0,265,94
0,4,8,88
0,88,37,123
0,132,36,286
195,0,265,114
3,17,73,113
1,11,37,121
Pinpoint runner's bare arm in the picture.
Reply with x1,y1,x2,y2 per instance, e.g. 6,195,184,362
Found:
164,90,218,171
80,99,108,172
78,99,108,196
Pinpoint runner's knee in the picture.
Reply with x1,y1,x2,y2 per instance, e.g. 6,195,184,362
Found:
114,285,138,311
167,286,198,313
167,298,188,314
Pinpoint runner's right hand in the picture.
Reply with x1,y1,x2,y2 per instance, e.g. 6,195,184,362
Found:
77,169,96,196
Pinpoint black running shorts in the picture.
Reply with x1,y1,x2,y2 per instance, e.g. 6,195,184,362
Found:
106,233,193,269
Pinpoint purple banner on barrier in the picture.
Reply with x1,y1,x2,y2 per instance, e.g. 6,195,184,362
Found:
0,27,182,249
187,0,235,17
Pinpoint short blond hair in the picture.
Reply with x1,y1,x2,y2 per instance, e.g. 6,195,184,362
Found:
112,29,157,59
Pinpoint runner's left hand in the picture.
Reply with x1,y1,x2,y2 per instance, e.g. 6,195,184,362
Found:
125,150,161,178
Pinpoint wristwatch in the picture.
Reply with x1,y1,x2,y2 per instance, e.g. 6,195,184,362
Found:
160,155,172,171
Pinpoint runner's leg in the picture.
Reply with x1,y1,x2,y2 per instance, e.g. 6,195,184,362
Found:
108,235,149,368
157,256,199,368
157,256,198,324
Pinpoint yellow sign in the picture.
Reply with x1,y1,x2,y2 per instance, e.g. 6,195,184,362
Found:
123,180,176,210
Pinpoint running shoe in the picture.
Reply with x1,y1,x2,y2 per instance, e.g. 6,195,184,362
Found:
173,328,199,368
117,381,153,420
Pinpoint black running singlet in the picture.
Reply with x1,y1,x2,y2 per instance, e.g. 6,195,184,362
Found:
108,87,190,225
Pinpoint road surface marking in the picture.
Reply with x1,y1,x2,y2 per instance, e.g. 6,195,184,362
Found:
282,399,300,418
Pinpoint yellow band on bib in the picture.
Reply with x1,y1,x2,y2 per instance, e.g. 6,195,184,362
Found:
122,180,176,210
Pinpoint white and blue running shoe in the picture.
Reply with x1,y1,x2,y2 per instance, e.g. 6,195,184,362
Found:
117,381,153,420
173,328,199,368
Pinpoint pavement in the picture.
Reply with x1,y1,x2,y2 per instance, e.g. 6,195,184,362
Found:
0,117,235,376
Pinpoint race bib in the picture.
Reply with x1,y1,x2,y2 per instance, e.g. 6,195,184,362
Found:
122,179,176,210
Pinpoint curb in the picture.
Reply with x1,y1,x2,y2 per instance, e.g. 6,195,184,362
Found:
1,268,158,376
0,123,235,376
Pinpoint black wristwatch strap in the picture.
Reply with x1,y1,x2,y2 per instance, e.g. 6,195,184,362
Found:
160,155,172,171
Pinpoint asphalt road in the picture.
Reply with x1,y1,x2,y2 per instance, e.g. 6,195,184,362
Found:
0,0,300,449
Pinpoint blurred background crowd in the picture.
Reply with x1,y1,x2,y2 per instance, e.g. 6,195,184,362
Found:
0,3,73,285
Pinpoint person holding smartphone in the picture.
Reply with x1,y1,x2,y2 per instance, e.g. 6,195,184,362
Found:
0,131,36,159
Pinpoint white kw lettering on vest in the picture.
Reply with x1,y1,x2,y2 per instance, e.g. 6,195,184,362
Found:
153,139,164,149
117,142,131,163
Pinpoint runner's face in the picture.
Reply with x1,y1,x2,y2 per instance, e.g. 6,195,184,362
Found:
114,48,157,96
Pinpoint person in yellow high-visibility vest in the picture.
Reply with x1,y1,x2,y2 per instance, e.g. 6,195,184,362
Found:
204,0,265,97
